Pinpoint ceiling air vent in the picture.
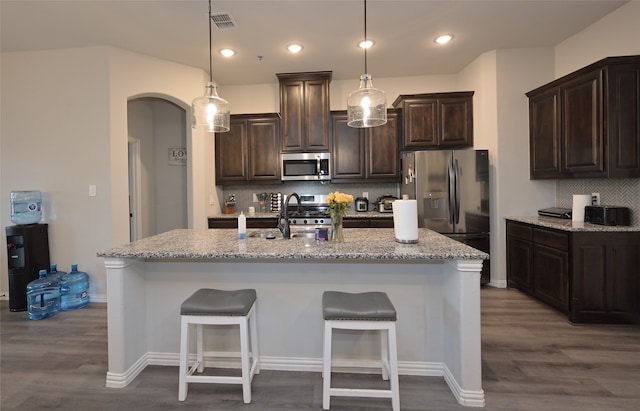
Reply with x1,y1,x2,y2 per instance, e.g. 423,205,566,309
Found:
211,12,237,30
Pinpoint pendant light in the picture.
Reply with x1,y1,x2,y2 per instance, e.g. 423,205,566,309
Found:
347,0,386,128
192,0,230,132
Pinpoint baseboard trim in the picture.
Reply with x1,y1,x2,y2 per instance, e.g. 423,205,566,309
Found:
105,353,148,388
109,352,484,406
113,350,481,404
443,363,486,407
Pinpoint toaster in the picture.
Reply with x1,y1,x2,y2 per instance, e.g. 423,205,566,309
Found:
584,205,630,226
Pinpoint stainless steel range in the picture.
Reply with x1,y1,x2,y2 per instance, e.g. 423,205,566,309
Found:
283,194,330,227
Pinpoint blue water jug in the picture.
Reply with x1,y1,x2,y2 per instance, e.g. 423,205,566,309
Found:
48,264,66,286
60,264,90,310
27,269,61,320
10,191,42,225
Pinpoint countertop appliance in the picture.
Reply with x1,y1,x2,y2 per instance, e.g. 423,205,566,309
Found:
355,197,369,212
401,149,490,284
376,195,397,213
282,194,331,227
538,207,572,219
281,152,330,181
584,205,630,226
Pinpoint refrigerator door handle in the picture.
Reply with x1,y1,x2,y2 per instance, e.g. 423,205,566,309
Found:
447,158,456,225
454,158,461,224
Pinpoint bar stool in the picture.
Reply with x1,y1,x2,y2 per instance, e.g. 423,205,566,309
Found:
178,288,259,403
322,291,400,411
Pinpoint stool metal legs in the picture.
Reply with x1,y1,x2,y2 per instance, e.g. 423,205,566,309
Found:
322,319,400,411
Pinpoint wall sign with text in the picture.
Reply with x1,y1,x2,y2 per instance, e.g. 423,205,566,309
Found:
168,148,187,166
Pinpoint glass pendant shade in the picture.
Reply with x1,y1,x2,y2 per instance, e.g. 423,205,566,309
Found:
347,74,387,128
192,82,230,132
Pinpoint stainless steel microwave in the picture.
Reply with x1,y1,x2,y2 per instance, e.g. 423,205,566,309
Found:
281,152,331,181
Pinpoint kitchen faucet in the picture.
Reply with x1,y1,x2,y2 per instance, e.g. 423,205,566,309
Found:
278,192,302,239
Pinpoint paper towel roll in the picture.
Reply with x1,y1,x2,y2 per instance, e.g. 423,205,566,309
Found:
392,199,419,244
572,194,591,222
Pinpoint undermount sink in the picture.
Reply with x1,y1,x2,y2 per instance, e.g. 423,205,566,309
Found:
291,231,316,239
247,230,279,239
247,229,318,240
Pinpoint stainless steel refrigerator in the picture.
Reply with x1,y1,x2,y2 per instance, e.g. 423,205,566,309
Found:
401,149,490,284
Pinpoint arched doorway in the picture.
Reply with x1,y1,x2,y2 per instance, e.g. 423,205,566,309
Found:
127,97,188,240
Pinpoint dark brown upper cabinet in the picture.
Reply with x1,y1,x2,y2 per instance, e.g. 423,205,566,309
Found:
331,109,401,183
215,114,281,185
393,92,474,150
277,71,332,152
527,55,640,179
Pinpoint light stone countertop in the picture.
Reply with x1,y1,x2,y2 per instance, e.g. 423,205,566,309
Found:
97,228,488,261
506,216,640,232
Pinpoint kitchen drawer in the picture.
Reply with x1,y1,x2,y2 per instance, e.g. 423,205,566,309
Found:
533,228,569,251
370,218,394,228
208,218,278,229
343,218,370,228
208,219,237,229
506,221,533,241
247,218,278,229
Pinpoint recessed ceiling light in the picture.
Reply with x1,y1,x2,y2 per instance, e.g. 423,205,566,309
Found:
219,48,235,57
358,40,375,49
434,34,453,45
287,44,303,53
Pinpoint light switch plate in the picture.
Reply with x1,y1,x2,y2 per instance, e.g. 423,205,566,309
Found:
89,184,97,197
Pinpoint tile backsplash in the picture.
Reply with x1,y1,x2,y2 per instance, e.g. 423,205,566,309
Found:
222,182,400,214
556,178,640,225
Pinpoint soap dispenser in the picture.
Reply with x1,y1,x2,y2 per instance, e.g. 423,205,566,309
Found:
238,211,246,240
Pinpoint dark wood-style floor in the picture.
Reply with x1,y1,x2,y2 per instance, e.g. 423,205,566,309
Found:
2,288,639,410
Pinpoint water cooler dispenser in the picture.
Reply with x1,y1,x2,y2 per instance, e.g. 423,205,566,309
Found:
5,224,50,311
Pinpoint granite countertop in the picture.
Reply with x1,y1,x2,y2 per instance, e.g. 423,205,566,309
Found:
97,228,488,261
208,211,392,219
507,216,640,232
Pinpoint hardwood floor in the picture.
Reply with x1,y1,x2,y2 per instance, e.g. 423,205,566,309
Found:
2,287,639,410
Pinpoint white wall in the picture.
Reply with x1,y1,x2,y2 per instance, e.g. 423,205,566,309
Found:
489,48,557,287
555,1,640,77
152,100,188,235
1,47,112,299
127,100,156,239
1,46,212,300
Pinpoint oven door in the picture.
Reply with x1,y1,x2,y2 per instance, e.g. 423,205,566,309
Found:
281,153,330,181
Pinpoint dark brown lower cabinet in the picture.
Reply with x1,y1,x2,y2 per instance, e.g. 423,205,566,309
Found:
208,218,278,229
571,232,640,323
344,217,394,228
208,217,393,229
507,219,640,324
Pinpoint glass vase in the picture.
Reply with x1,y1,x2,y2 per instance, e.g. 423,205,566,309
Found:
330,214,344,242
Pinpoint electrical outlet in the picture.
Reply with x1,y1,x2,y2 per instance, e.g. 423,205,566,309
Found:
591,192,601,205
253,193,258,202
362,192,369,199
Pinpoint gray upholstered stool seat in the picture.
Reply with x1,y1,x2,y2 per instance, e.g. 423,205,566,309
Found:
178,288,260,403
322,291,397,321
181,288,256,316
322,291,400,411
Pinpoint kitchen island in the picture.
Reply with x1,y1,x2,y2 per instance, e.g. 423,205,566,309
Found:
98,228,488,407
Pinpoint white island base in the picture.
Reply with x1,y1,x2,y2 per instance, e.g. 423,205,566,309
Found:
103,256,485,407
